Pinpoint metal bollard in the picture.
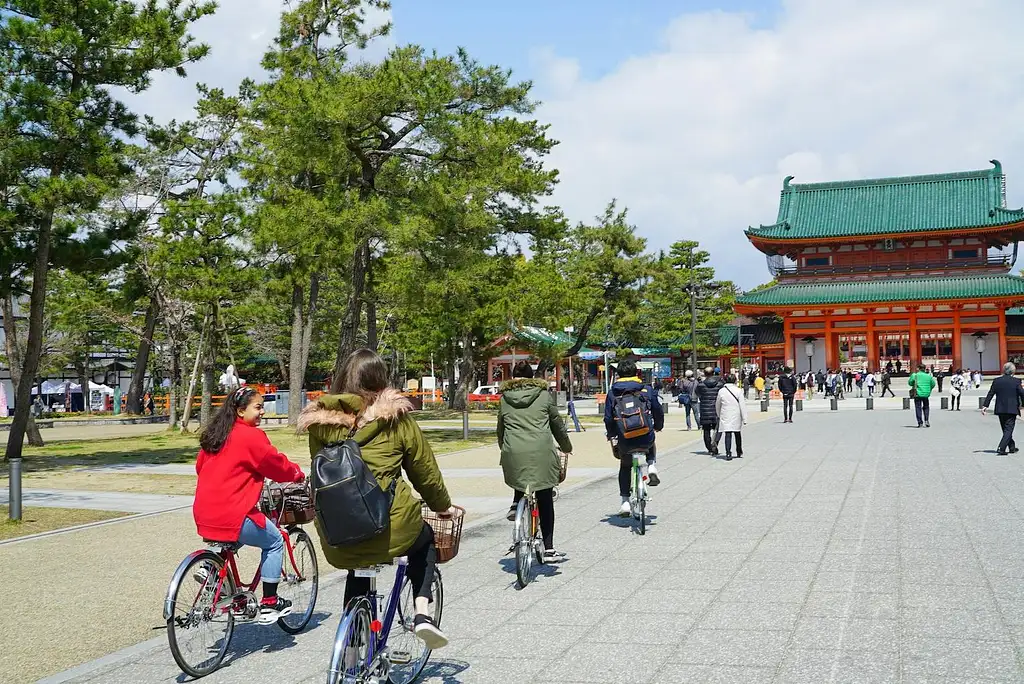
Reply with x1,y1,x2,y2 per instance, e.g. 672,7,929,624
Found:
8,457,22,521
903,397,911,410
979,396,985,409
940,397,948,410
830,398,838,411
462,409,470,440
866,397,873,410
760,399,769,412
796,399,803,412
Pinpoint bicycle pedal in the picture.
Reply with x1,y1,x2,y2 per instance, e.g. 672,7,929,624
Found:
389,650,413,665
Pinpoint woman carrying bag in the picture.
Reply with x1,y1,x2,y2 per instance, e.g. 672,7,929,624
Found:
715,373,748,461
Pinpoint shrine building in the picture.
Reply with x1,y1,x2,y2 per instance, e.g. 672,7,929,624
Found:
734,161,1024,375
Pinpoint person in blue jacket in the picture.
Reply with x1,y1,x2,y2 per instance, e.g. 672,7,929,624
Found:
604,358,665,516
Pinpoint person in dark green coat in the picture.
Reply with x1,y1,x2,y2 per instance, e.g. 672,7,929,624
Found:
497,362,573,561
908,363,937,428
299,349,453,650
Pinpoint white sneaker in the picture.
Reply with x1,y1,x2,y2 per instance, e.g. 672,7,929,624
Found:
647,464,661,487
618,499,631,517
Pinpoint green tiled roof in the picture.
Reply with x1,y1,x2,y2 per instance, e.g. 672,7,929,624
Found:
747,161,1024,241
717,323,784,346
513,326,575,346
736,275,1024,308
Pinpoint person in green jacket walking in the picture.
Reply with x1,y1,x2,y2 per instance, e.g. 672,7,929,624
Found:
908,363,937,427
498,362,573,562
299,349,454,650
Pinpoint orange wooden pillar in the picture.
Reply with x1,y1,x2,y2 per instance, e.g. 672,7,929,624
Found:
866,318,877,372
909,313,919,370
999,308,1008,365
952,309,963,370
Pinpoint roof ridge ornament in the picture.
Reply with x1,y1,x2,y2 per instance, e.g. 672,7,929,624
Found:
991,159,1003,175
782,175,795,190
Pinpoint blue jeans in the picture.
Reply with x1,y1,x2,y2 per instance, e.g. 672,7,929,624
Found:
681,400,699,428
238,517,284,583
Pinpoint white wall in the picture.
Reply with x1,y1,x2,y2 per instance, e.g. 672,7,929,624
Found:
794,338,827,374
960,334,1000,372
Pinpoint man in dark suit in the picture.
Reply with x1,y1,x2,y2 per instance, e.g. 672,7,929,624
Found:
981,362,1024,455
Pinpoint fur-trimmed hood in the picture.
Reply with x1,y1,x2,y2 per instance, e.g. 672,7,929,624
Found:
499,377,549,409
297,388,412,433
499,378,549,393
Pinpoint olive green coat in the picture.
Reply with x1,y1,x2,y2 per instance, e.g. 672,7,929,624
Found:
298,389,451,569
497,378,573,492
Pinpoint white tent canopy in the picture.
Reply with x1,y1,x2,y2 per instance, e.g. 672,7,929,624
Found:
32,381,115,395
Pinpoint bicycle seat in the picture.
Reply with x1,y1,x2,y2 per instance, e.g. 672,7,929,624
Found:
204,540,243,553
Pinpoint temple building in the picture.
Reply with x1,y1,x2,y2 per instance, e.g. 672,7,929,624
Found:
734,161,1024,375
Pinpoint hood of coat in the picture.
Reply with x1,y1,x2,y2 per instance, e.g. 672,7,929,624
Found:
702,377,721,389
297,388,412,438
499,378,548,408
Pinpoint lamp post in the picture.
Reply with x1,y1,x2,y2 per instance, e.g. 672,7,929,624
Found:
973,332,988,375
803,337,816,374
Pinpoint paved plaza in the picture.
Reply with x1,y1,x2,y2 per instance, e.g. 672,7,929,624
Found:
29,406,1024,683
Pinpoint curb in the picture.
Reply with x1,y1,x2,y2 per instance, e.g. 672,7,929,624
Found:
0,504,193,548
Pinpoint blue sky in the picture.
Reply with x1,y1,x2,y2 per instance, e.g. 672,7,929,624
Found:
392,0,779,85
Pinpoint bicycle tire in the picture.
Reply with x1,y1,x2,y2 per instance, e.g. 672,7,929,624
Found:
167,552,235,679
513,496,532,588
388,569,444,684
327,597,373,684
635,462,645,536
277,529,319,634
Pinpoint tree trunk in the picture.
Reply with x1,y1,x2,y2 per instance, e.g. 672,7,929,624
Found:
366,258,377,352
168,342,180,428
75,357,90,414
5,211,54,462
451,332,474,411
201,364,213,427
300,274,318,380
2,295,43,446
332,240,370,392
179,314,208,432
126,295,159,414
288,282,304,425
446,340,457,410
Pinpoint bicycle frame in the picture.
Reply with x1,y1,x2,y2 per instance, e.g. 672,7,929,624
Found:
329,557,409,671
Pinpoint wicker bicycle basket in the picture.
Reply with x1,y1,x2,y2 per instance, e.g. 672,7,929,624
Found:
558,449,569,483
267,481,316,526
421,502,465,564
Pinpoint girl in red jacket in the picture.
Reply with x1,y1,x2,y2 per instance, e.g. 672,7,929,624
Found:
193,386,305,624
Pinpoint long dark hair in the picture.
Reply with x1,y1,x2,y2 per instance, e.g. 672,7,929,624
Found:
334,349,389,404
199,386,259,454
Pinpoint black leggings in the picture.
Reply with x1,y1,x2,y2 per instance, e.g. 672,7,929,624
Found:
617,444,656,497
782,395,795,421
512,488,555,550
702,422,719,452
343,523,437,607
723,431,743,455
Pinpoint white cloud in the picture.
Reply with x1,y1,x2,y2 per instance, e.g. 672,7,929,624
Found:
531,0,1024,288
126,0,393,124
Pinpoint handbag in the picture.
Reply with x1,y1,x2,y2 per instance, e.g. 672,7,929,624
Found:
908,375,917,399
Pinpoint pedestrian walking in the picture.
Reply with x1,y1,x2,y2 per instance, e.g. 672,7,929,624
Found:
679,369,700,430
696,368,723,456
778,366,797,423
855,372,864,398
805,371,815,399
865,370,876,397
935,368,944,393
949,368,964,411
880,370,895,397
981,362,1024,455
908,364,936,427
816,370,825,396
753,373,765,400
974,370,983,389
715,374,748,460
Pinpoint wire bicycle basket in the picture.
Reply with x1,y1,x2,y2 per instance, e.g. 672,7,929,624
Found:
558,449,569,483
421,503,465,563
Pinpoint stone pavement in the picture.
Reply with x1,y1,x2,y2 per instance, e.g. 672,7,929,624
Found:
37,407,1024,683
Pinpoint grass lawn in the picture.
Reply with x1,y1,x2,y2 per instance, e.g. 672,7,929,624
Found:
0,505,126,541
15,426,495,475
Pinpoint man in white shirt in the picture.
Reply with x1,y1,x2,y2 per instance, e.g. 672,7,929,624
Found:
865,371,876,397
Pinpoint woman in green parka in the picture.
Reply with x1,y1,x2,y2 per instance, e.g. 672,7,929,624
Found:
298,349,453,650
498,362,573,561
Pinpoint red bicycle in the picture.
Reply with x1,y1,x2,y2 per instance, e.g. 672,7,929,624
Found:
164,481,320,679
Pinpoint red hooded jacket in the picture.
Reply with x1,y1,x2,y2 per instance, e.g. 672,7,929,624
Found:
193,420,305,541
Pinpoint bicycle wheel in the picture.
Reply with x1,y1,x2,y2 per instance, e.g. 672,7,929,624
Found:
167,552,235,679
278,529,319,634
388,568,444,684
327,597,373,684
635,463,646,536
513,496,533,588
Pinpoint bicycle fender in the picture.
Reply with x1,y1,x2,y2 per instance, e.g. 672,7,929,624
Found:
163,549,221,621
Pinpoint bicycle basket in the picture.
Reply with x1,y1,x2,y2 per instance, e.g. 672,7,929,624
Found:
558,449,569,483
269,481,316,526
421,502,465,564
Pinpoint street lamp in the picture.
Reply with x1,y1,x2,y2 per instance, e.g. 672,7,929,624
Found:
803,337,816,374
973,331,988,375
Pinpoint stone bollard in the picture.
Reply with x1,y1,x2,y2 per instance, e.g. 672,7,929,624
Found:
979,396,985,409
903,397,911,410
940,397,948,410
866,397,873,410
760,399,769,412
830,398,838,411
597,402,604,414
796,399,803,412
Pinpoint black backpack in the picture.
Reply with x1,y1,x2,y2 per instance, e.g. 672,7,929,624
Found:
311,423,396,547
612,388,654,440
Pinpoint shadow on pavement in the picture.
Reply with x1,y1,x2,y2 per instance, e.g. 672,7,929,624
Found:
599,514,657,534
496,557,563,584
213,610,333,673
420,658,470,682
